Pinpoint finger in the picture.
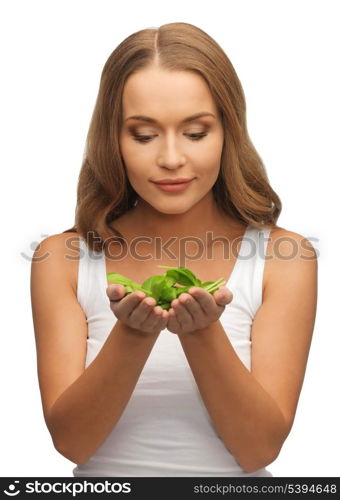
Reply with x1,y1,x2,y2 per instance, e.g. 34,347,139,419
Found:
106,284,126,301
130,297,165,331
112,291,145,319
171,299,193,328
158,311,169,330
146,304,166,330
178,293,203,323
213,287,233,306
161,308,170,320
167,308,181,333
128,296,156,325
188,287,215,315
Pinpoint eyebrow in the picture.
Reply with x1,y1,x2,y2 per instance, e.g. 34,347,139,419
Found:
125,112,216,123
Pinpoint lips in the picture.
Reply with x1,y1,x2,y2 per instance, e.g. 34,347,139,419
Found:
152,179,194,193
152,178,193,185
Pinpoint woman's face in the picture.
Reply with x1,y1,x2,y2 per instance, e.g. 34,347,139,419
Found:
119,66,224,215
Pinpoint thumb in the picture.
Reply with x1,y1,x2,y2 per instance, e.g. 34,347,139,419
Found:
214,287,233,305
106,284,125,301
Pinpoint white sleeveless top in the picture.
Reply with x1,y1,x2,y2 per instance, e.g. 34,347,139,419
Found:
73,224,273,477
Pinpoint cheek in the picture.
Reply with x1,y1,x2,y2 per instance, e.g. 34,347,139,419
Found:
123,160,149,190
120,141,147,181
124,164,143,186
120,137,134,164
196,142,223,176
121,139,153,170
199,131,223,160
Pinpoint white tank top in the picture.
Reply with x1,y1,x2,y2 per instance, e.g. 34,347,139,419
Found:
73,224,273,477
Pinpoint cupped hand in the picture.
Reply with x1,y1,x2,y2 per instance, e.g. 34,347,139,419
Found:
166,286,233,336
106,284,169,334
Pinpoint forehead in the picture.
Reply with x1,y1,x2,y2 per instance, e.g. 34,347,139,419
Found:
121,67,217,118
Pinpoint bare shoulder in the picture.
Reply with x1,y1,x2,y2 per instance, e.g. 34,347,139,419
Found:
266,225,317,258
263,226,318,296
32,231,82,295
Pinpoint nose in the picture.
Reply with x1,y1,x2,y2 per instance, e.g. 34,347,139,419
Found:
156,134,186,169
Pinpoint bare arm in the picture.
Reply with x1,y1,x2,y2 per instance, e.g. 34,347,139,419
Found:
47,320,159,465
178,231,318,473
178,320,287,473
31,234,162,465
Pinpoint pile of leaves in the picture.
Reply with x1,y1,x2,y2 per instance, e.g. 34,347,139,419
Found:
107,265,226,310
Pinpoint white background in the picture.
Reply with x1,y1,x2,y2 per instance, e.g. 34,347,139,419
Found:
1,0,339,477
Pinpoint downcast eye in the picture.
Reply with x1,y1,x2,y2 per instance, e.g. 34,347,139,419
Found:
131,133,208,143
132,135,155,143
186,133,207,140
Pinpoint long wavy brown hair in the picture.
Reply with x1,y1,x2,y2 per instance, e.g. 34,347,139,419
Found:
63,22,282,253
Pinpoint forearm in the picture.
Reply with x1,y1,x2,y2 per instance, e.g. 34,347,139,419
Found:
46,320,160,465
178,321,288,473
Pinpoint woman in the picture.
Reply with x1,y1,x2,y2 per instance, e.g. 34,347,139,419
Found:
30,22,318,477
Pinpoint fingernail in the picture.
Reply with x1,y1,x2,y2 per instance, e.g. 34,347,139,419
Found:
110,285,120,296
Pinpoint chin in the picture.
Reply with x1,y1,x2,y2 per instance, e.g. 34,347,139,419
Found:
155,206,191,215
137,194,197,214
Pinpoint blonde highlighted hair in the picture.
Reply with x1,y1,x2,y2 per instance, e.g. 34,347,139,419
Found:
64,22,282,252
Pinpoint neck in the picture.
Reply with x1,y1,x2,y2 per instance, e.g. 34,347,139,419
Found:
109,195,247,266
128,195,235,241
